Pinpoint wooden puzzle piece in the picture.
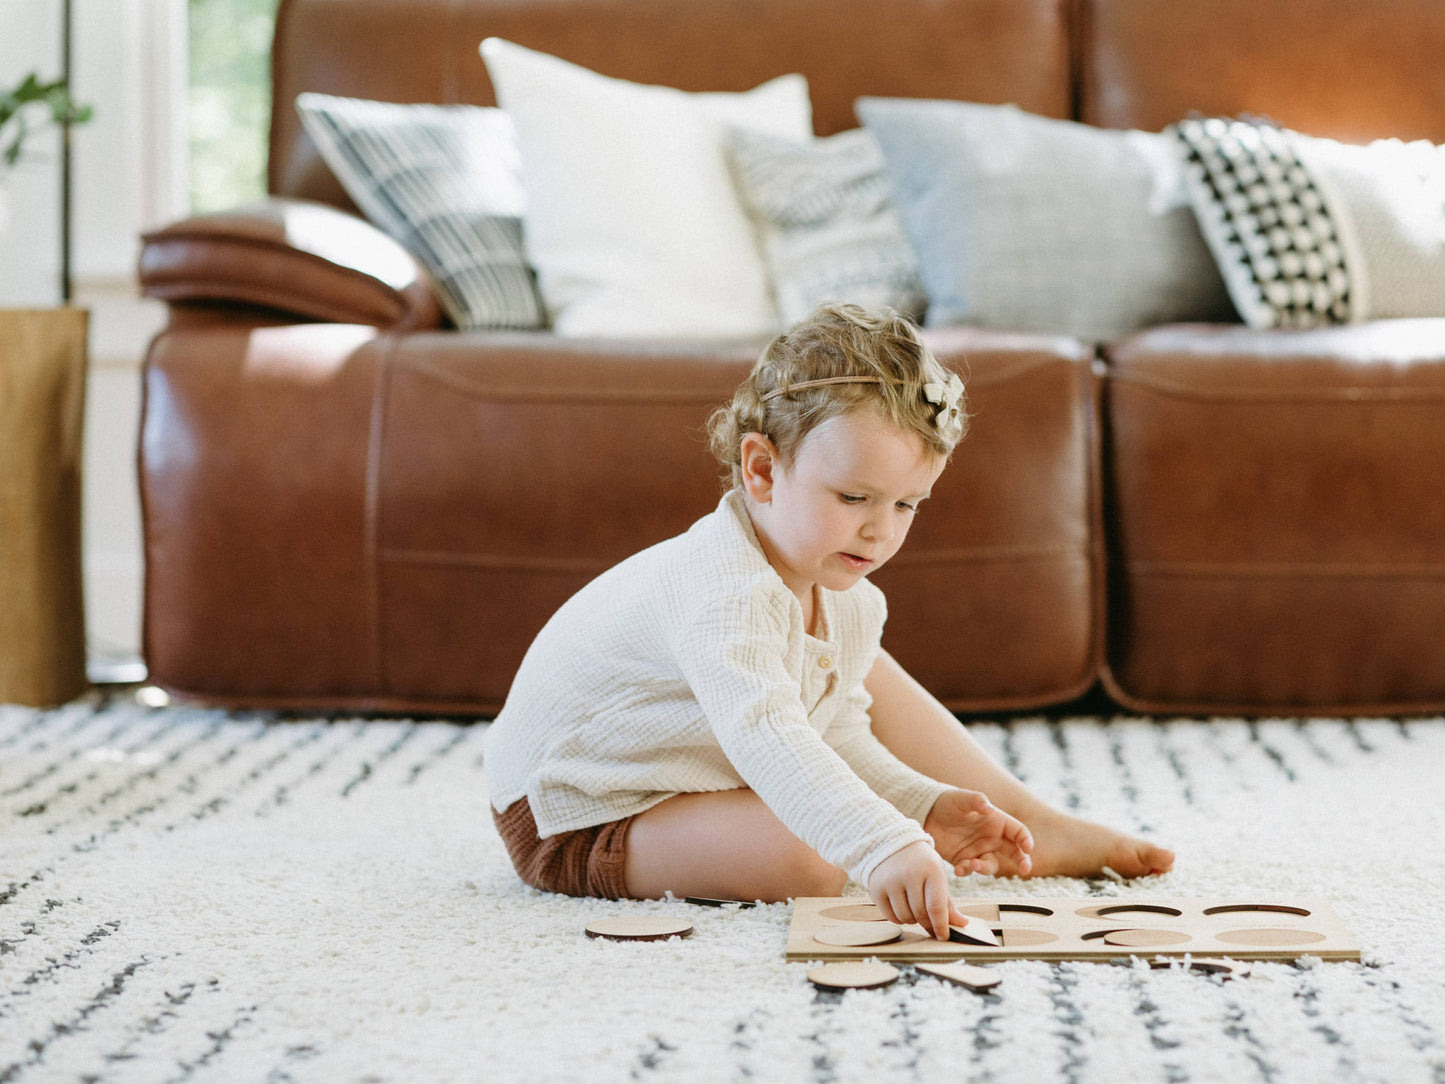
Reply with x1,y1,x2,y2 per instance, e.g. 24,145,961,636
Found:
916,962,1002,990
812,921,902,947
807,961,899,990
949,915,1001,946
585,916,693,941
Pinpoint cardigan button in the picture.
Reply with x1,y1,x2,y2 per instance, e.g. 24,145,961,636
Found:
818,655,833,670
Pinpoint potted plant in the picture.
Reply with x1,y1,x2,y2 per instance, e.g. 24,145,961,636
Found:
0,72,91,232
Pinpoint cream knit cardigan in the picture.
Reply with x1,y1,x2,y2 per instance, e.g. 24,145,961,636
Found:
485,488,950,887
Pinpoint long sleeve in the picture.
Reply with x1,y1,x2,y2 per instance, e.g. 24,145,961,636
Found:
823,681,950,827
673,581,932,887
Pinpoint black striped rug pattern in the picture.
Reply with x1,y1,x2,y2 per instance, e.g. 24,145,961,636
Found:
2,697,1442,1082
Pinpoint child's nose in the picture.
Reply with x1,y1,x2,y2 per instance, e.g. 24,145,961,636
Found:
862,509,895,544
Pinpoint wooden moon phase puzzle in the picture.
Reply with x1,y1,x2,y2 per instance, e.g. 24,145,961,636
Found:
786,897,1360,963
585,916,694,942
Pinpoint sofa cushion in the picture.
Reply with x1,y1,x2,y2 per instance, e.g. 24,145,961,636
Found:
479,37,812,339
724,126,927,324
1103,319,1445,715
1173,115,1445,329
371,328,1101,712
295,93,546,331
857,98,1237,340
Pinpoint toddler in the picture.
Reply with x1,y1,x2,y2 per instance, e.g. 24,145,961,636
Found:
486,304,1172,940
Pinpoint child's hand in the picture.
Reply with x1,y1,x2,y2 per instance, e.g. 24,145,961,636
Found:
925,789,1034,878
866,840,966,940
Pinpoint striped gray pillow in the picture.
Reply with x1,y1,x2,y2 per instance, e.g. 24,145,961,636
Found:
296,93,546,330
725,127,927,324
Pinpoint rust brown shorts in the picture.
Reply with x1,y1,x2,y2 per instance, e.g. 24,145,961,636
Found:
492,795,635,899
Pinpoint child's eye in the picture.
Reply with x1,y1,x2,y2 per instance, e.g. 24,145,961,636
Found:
840,493,866,504
897,501,918,513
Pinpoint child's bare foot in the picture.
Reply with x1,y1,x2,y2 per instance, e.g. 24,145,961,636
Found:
992,808,1174,880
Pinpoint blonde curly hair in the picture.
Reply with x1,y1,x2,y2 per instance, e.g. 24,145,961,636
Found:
706,303,968,489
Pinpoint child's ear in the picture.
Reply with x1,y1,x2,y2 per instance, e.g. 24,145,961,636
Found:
738,432,777,503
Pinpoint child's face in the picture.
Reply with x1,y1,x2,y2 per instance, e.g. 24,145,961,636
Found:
743,410,946,602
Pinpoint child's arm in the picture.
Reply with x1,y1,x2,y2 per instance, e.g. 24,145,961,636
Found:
822,683,950,824
826,682,1033,874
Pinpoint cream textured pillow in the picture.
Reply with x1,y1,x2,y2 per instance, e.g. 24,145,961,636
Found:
480,38,813,339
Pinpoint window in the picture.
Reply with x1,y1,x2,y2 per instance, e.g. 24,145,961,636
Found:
188,0,277,212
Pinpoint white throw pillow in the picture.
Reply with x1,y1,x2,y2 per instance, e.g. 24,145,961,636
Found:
480,38,813,339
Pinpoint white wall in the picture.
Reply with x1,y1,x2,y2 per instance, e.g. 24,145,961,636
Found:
1,0,189,676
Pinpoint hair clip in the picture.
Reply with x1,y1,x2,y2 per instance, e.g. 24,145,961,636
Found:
922,373,964,431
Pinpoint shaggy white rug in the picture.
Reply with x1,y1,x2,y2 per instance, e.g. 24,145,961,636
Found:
2,696,1443,1083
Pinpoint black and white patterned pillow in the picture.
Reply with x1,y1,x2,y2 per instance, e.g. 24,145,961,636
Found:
725,127,927,324
1172,116,1354,329
296,93,546,330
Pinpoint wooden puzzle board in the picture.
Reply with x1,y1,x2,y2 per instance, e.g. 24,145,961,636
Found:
786,897,1361,963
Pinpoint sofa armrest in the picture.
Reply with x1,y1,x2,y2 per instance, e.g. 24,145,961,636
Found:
139,197,444,330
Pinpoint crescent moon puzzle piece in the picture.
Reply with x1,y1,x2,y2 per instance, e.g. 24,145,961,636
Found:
948,915,1002,947
584,916,694,942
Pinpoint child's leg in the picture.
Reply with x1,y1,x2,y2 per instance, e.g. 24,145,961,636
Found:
622,788,849,902
865,650,1174,879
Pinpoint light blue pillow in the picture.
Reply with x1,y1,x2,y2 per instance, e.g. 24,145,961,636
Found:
856,97,1236,340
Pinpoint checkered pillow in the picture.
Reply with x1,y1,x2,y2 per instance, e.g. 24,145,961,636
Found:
1173,116,1445,329
1172,116,1352,328
296,93,546,330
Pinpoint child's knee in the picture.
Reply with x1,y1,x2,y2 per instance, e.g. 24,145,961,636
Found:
788,843,849,897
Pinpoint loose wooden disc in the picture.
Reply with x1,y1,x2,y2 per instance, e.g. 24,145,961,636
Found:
813,921,903,947
1103,928,1191,947
584,916,694,942
916,962,1002,990
807,961,899,990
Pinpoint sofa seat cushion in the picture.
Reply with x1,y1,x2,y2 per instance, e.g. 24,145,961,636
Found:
375,327,1102,712
139,321,1104,714
1103,319,1445,715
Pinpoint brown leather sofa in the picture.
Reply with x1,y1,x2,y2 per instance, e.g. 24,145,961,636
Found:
137,0,1445,718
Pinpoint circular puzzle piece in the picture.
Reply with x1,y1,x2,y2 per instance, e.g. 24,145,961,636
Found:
916,962,1002,991
1103,928,1192,947
1216,927,1327,947
584,916,694,942
819,903,888,922
807,961,899,990
813,921,903,947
